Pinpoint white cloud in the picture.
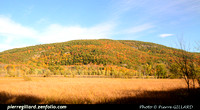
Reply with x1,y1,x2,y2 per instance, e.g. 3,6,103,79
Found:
0,16,37,38
0,44,15,51
0,15,155,52
159,34,174,38
0,43,28,52
0,16,115,51
123,23,155,34
38,22,115,43
0,16,38,52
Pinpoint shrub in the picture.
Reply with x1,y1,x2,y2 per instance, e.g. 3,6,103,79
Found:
23,76,32,81
43,69,52,77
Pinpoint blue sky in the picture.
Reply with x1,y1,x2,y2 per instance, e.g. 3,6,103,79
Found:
0,0,200,52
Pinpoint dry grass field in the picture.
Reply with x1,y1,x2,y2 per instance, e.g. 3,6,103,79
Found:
0,77,199,104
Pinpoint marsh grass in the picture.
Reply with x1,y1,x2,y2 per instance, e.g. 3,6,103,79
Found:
0,77,199,104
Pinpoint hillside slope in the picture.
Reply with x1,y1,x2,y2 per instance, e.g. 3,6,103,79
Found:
0,39,199,78
0,39,175,66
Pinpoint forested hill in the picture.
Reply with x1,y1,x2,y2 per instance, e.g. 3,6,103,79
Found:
0,39,179,66
0,39,199,78
0,39,198,67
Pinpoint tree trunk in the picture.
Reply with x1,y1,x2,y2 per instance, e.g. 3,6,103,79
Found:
192,79,195,89
187,81,190,92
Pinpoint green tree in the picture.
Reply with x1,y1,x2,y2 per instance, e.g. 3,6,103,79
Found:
170,63,182,78
156,64,167,79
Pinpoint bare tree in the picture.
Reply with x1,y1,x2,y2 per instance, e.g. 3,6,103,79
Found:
171,38,198,91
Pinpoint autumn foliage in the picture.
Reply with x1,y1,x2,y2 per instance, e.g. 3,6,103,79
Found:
0,39,199,78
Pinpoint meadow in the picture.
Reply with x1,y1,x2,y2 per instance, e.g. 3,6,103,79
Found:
0,77,199,104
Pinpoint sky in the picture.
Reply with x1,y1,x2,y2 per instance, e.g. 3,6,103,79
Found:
0,0,200,52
